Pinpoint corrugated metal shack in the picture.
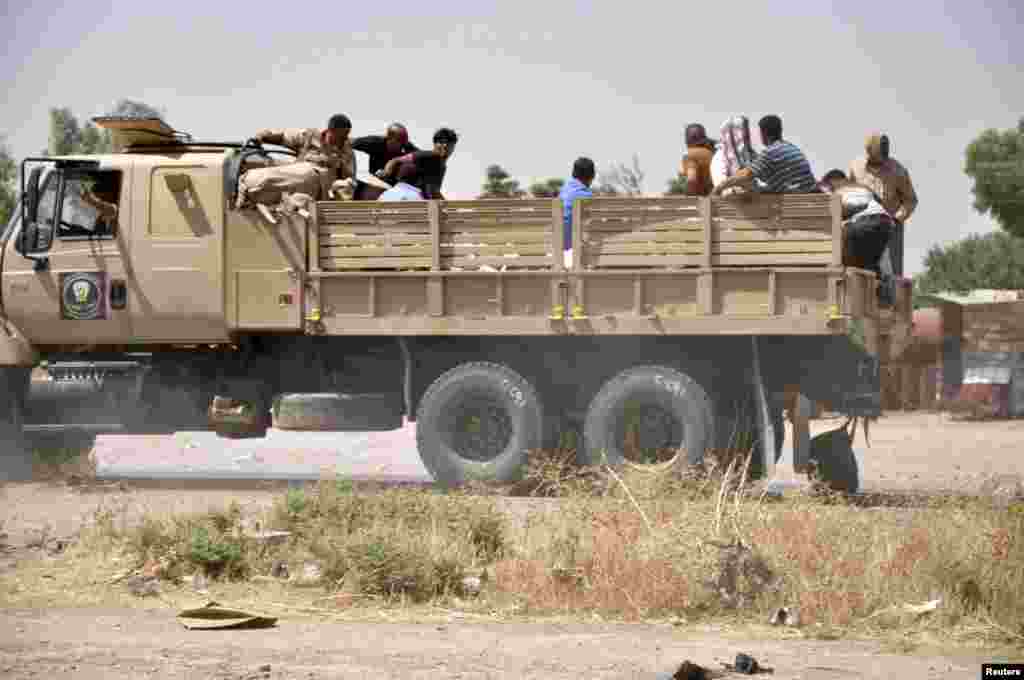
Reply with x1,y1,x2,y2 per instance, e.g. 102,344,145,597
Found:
914,290,1024,417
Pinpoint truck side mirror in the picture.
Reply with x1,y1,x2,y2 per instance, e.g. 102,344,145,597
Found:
24,166,42,224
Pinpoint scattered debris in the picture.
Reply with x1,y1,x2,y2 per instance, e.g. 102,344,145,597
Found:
190,572,210,593
655,660,711,680
460,575,482,597
705,539,776,608
902,598,941,615
291,562,321,585
124,574,160,598
769,606,801,627
177,601,277,630
248,530,292,547
270,560,289,580
722,653,773,675
980,474,1024,508
866,598,942,627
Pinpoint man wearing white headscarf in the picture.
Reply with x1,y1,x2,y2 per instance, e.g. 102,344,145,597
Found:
711,116,758,195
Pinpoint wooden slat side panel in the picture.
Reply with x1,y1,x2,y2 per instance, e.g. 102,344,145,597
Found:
711,253,832,266
586,254,703,267
439,201,555,267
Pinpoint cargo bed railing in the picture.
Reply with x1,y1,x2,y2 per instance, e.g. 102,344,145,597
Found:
312,193,842,273
303,193,884,337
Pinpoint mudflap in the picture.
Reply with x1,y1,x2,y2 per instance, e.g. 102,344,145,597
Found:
757,335,881,419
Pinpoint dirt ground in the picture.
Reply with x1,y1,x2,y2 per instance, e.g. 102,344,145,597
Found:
1,411,1022,678
0,607,1003,679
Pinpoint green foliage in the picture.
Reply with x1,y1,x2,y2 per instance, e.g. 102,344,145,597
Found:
479,164,525,199
665,175,688,195
285,487,308,516
528,177,564,198
964,117,1024,237
48,107,82,156
913,231,1024,297
188,525,246,579
0,136,15,226
45,99,165,158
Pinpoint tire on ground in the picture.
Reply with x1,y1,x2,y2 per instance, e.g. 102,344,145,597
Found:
581,365,713,471
272,392,403,431
415,362,544,488
0,368,34,482
808,424,860,493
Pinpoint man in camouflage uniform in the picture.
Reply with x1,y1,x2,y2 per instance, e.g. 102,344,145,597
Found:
236,113,357,214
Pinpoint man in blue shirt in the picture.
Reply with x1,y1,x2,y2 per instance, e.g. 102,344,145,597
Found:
558,157,596,267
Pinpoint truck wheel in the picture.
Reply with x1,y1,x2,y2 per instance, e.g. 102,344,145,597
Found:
415,362,543,488
581,365,712,472
272,392,403,431
0,368,34,482
808,424,860,493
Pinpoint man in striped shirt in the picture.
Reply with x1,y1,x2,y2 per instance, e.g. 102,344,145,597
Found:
712,115,817,195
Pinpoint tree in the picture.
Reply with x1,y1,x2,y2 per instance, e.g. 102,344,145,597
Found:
108,98,163,119
48,107,82,156
479,164,525,199
913,231,1024,299
964,117,1024,237
595,154,645,196
0,136,15,226
528,178,564,198
664,175,688,195
46,99,165,157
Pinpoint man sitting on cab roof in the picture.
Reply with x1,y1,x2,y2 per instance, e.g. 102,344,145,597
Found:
236,114,357,217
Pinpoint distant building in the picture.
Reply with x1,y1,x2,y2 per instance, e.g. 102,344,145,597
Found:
913,290,1024,417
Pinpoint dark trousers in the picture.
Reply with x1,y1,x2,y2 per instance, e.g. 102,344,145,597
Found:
884,219,904,278
843,214,894,276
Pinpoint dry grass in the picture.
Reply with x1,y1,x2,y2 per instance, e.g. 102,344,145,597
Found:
2,444,1022,650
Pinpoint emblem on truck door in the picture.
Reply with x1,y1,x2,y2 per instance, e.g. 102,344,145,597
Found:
60,272,107,320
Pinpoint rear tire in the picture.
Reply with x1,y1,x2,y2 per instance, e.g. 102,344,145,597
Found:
415,362,544,488
581,365,713,472
0,368,34,482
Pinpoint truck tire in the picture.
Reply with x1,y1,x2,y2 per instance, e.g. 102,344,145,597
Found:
415,362,544,488
808,423,860,493
581,365,713,472
0,368,34,482
271,392,403,431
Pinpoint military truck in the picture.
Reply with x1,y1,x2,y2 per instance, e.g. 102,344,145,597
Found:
0,118,912,489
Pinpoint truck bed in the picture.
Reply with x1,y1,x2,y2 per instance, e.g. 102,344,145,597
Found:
292,194,889,338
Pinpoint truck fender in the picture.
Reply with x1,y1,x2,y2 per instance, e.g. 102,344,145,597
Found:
0,318,38,367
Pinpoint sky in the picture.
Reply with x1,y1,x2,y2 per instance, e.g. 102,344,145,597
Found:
1,0,1021,277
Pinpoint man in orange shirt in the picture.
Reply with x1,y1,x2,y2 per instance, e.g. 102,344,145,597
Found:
678,123,716,196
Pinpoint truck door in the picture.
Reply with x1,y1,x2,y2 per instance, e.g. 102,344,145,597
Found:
126,157,229,342
2,161,135,345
